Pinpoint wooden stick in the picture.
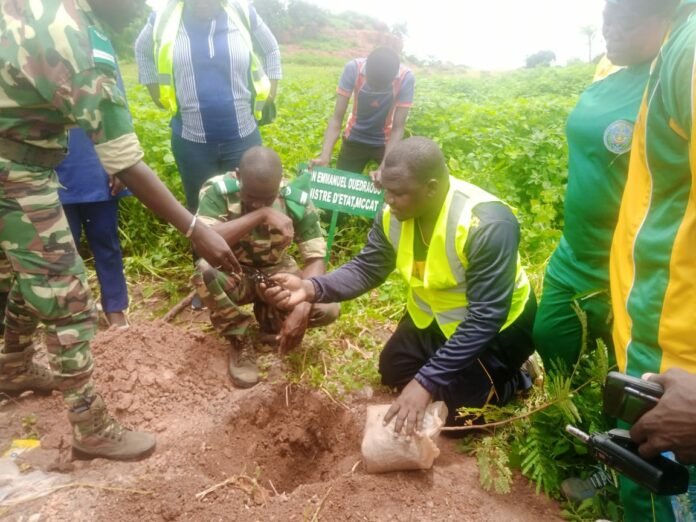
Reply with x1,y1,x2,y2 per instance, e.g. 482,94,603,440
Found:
195,476,238,500
162,290,196,322
310,485,333,522
195,474,265,503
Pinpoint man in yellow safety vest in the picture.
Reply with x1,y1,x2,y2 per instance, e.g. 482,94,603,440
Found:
264,137,536,434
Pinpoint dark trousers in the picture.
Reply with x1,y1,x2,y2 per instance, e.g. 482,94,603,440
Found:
379,294,537,424
171,129,262,212
336,138,385,174
62,200,128,314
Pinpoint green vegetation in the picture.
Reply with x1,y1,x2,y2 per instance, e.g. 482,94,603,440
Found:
253,0,389,41
118,61,619,519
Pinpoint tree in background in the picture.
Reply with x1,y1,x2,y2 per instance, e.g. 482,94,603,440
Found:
287,0,329,38
526,50,556,68
104,0,149,59
253,0,289,36
580,25,597,63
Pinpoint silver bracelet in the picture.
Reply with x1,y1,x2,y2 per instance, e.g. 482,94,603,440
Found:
185,215,198,238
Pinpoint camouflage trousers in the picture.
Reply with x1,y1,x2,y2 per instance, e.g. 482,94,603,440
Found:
0,165,97,409
192,255,339,339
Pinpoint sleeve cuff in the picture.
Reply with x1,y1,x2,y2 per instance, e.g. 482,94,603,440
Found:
336,87,352,97
414,372,439,395
94,133,144,175
309,277,324,303
298,237,327,261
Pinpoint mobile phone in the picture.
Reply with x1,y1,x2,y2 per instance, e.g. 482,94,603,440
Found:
603,371,664,424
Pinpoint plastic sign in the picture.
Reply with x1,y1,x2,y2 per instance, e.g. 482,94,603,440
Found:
298,165,383,218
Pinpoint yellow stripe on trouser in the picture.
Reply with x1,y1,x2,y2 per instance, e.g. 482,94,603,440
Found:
610,96,651,373
658,87,696,374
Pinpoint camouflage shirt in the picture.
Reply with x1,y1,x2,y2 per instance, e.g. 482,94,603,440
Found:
0,0,143,174
197,172,327,267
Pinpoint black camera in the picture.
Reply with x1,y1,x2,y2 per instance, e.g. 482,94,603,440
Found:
565,372,688,497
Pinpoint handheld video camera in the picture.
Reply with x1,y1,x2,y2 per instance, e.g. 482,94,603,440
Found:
565,371,689,497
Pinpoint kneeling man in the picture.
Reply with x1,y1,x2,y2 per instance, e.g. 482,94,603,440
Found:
265,137,536,434
193,147,339,388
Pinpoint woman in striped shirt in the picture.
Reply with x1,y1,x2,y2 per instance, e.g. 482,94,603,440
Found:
135,0,282,214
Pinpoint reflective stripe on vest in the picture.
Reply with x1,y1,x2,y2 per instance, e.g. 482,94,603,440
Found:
383,177,530,338
152,0,270,118
153,0,183,113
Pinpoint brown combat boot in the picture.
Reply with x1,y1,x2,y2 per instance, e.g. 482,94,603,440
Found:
69,395,156,461
0,345,55,396
228,338,259,389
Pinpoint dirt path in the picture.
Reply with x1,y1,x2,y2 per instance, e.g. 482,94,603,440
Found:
1,321,561,521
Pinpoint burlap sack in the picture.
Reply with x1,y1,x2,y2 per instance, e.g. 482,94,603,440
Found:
361,401,448,473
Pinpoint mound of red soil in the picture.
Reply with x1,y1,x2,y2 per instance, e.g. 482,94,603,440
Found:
1,321,560,521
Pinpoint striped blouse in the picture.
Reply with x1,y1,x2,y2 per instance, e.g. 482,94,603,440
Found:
135,3,281,144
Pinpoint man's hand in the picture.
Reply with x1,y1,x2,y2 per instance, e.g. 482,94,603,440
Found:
630,368,696,464
383,379,433,438
262,273,314,310
108,174,127,196
146,83,165,110
278,302,311,354
369,168,383,189
262,207,294,248
309,156,330,170
190,223,241,274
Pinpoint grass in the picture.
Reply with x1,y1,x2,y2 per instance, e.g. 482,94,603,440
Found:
113,60,588,397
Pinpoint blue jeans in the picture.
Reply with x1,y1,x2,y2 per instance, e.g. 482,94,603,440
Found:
170,129,263,212
62,200,128,314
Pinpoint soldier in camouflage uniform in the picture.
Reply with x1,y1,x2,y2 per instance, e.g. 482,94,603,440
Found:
0,0,238,461
193,146,339,388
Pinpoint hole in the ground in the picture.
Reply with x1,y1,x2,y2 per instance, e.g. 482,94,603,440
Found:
203,385,363,495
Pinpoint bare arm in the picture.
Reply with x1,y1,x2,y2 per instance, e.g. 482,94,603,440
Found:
381,106,410,169
269,79,279,101
211,207,293,249
145,84,164,109
371,106,410,186
115,161,239,272
311,94,350,167
301,257,326,279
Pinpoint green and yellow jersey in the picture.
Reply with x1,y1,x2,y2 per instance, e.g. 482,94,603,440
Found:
611,2,696,377
548,62,651,292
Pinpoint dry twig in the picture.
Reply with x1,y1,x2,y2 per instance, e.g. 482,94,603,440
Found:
0,483,151,508
162,290,196,322
319,386,349,411
195,474,268,505
310,485,333,522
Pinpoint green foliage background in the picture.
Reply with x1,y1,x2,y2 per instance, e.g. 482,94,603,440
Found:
117,61,624,519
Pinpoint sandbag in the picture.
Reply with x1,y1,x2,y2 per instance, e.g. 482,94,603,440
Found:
361,401,448,474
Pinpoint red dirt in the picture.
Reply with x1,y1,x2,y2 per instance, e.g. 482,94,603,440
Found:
1,321,561,521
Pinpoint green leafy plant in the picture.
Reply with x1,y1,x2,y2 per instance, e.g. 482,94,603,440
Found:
118,60,620,519
453,302,619,521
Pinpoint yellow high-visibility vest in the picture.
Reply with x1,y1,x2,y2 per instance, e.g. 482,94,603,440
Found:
152,0,271,119
382,177,531,338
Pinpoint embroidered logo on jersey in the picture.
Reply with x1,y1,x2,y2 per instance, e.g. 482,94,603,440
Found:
604,120,634,155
